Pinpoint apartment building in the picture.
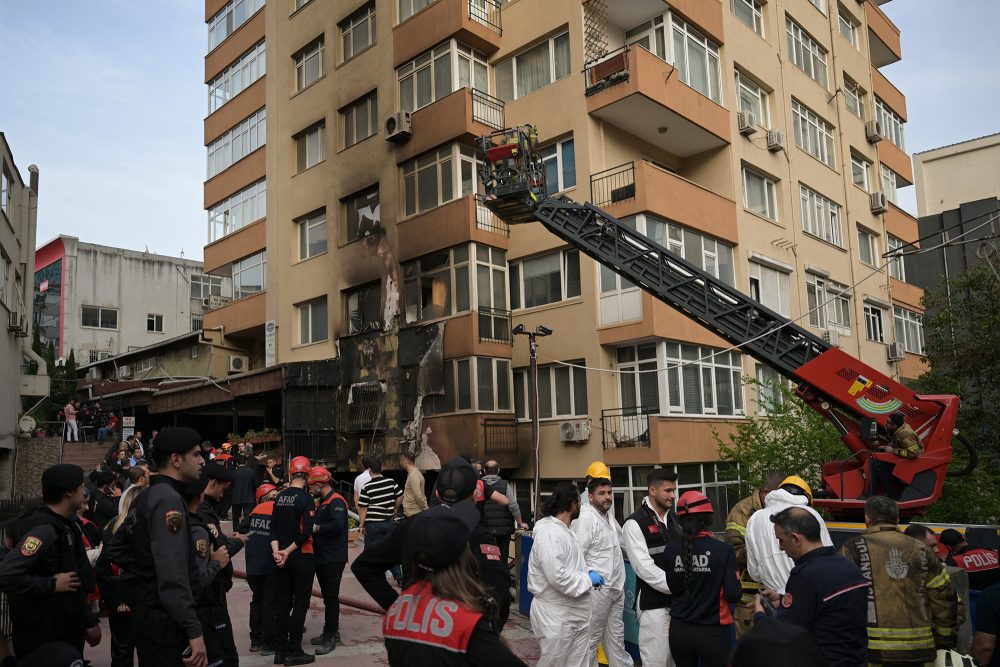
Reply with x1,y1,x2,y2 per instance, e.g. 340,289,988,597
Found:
915,132,1000,218
200,0,922,520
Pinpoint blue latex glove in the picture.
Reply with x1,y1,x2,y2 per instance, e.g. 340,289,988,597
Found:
588,570,605,587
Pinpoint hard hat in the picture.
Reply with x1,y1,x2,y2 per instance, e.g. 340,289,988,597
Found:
676,490,714,516
255,483,278,502
289,456,311,475
221,442,232,451
585,461,611,480
934,649,976,667
308,466,331,486
779,475,814,503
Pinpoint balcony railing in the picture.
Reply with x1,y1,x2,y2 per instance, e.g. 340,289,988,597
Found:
336,383,387,434
590,162,636,208
476,200,510,236
482,417,518,455
478,306,512,343
468,0,502,35
601,406,655,449
471,89,505,130
584,44,632,96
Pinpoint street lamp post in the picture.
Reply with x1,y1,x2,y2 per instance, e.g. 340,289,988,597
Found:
512,323,552,521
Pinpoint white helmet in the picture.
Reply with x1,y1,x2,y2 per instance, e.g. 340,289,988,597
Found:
934,649,975,667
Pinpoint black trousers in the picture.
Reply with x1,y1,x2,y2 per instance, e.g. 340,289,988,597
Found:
12,611,84,660
231,503,254,528
668,618,732,667
273,552,315,650
198,603,238,667
870,459,898,497
109,611,135,667
248,572,278,645
218,488,233,521
315,561,346,634
132,604,188,667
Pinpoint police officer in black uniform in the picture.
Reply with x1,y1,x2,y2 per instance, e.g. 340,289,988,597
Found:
197,463,242,667
0,463,101,658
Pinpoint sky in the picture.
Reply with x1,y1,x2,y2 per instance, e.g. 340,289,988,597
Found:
1,0,999,261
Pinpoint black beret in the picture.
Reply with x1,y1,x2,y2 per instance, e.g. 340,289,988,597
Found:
182,473,209,501
41,463,84,491
152,427,203,454
204,462,233,483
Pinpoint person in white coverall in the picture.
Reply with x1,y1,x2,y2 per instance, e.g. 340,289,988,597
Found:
745,475,832,594
528,481,604,667
572,477,634,667
622,468,680,667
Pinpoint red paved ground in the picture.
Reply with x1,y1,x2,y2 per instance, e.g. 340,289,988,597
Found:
83,522,542,666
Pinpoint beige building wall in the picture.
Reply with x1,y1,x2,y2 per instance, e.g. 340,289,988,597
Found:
914,133,1000,217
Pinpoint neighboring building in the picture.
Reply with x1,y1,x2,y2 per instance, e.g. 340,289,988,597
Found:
912,196,1000,292
199,0,923,520
78,329,248,383
914,132,1000,217
33,236,231,364
1,133,48,493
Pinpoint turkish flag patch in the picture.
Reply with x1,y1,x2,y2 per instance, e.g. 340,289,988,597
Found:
781,593,793,608
480,544,502,561
647,524,659,534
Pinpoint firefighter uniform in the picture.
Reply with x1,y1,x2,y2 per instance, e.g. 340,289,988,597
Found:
724,492,763,639
240,485,278,652
840,524,959,665
890,423,922,458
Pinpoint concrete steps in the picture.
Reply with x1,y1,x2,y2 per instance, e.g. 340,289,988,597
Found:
62,442,112,474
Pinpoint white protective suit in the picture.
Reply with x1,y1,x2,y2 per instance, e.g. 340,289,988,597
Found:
621,497,676,667
745,488,833,594
572,502,634,667
528,515,593,667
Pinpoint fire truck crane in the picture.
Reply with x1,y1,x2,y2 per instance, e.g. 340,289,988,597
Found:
477,125,975,519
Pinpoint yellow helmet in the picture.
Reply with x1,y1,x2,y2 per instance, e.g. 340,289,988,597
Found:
585,461,611,480
779,475,813,502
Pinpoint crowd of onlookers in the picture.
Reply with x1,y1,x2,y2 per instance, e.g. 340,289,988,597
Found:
59,400,119,442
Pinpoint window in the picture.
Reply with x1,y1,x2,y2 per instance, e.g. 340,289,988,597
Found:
735,71,769,126
346,282,380,334
207,0,265,52
403,245,470,323
137,357,154,373
81,306,118,330
298,296,328,344
146,314,164,333
0,167,9,215
623,214,736,285
792,100,835,167
295,38,324,91
476,357,512,412
495,31,570,102
297,210,327,260
807,0,826,14
748,261,791,317
401,144,479,217
844,77,865,119
743,167,778,221
616,344,660,414
806,274,851,329
851,153,872,191
839,10,858,47
342,91,378,148
893,306,924,354
343,185,380,243
88,349,111,364
799,184,842,246
605,463,741,527
540,138,576,194
874,98,905,149
207,41,265,114
857,227,878,266
786,17,828,87
191,316,204,332
208,179,266,242
880,164,898,204
755,364,786,415
509,249,581,310
599,259,641,325
887,236,906,281
296,123,327,172
0,249,11,307
341,1,375,61
671,17,722,102
398,0,433,22
424,357,510,414
625,15,667,60
398,41,489,113
733,0,764,36
864,303,886,342
475,245,509,340
661,342,745,416
233,250,266,299
514,361,588,420
295,0,312,9
206,108,266,178
190,274,224,300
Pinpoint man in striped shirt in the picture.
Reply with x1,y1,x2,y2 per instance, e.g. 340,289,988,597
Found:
358,459,403,584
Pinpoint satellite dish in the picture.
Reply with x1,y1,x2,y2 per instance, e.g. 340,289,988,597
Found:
18,415,36,434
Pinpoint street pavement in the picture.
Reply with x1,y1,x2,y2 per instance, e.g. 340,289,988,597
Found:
82,522,542,666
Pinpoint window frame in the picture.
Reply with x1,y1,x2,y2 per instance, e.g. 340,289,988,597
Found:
844,77,865,119
805,274,851,330
190,274,224,300
792,99,836,167
146,313,164,333
400,143,479,218
880,163,899,204
513,360,588,420
622,214,735,285
864,302,886,343
341,90,378,149
671,15,723,103
402,244,472,324
893,306,924,355
735,71,769,127
343,184,380,244
0,166,9,216
298,296,329,345
509,248,581,311
851,153,872,192
799,183,843,247
296,122,327,172
807,0,827,15
398,0,434,23
207,0,265,53
539,138,577,195
733,0,765,37
81,305,119,331
206,107,266,178
208,179,266,242
874,98,906,150
345,281,382,335
742,166,778,221
341,1,376,62
857,227,879,266
495,31,571,102
207,41,266,115
397,40,489,113
786,16,828,88
297,209,328,261
887,235,906,281
748,260,791,317
839,9,858,48
661,341,745,417
232,250,267,300
294,38,325,92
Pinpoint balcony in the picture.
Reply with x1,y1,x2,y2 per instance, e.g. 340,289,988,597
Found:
335,382,388,435
584,45,730,157
589,160,739,243
601,406,655,449
397,196,509,263
203,290,265,335
204,218,265,274
599,0,725,46
395,88,504,163
393,0,502,67
871,67,907,122
477,307,511,343
879,140,914,186
866,1,901,67
884,202,918,243
482,417,518,456
603,414,740,466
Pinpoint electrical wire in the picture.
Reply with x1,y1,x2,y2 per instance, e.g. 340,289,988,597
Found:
885,212,1000,259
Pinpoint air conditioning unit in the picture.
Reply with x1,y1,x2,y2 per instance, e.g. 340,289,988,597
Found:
228,354,249,373
822,328,841,348
118,365,133,378
7,311,22,333
766,129,785,152
870,191,888,214
559,420,591,443
737,110,758,136
886,342,906,361
384,111,412,144
865,119,883,144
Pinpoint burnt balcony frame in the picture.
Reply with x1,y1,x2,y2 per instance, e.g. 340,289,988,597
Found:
601,405,656,449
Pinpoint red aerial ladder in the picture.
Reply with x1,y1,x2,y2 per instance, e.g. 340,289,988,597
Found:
477,125,975,519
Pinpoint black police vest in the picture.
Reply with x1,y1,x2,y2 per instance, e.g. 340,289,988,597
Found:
189,512,224,608
9,508,91,617
483,478,514,536
626,504,679,610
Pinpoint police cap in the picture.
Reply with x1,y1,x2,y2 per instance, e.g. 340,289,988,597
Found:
152,427,203,454
204,462,233,483
939,528,965,548
41,464,84,492
182,473,209,501
404,511,474,572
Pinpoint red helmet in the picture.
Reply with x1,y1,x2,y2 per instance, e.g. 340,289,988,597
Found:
676,490,714,516
255,483,278,502
308,466,331,486
289,456,311,475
